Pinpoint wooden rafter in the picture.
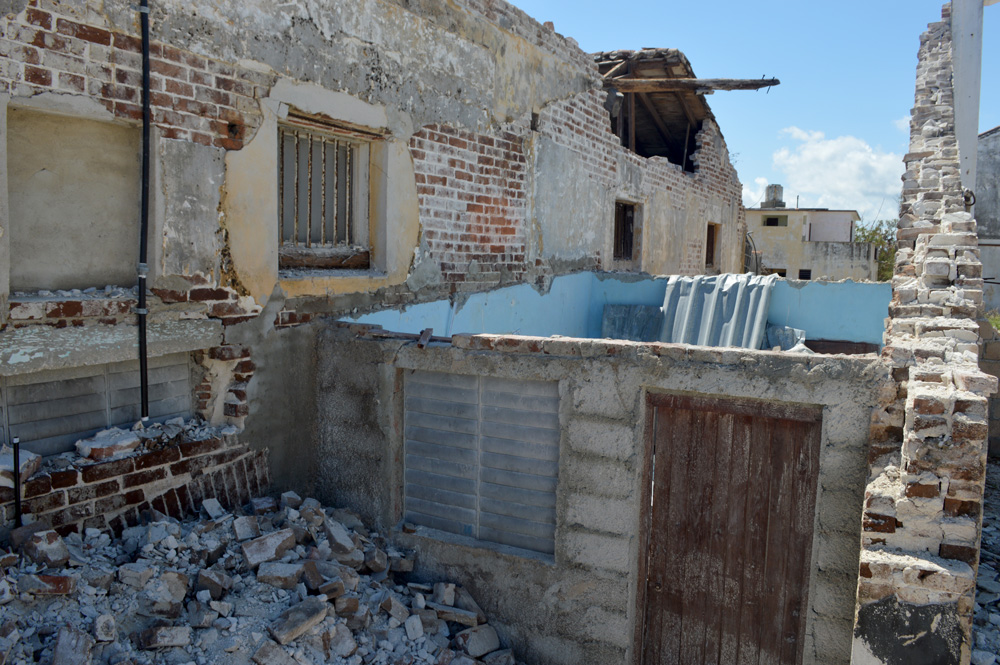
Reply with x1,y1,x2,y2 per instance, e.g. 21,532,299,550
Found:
636,93,673,145
603,77,780,93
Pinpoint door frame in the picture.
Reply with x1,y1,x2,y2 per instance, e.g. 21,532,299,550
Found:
633,390,823,665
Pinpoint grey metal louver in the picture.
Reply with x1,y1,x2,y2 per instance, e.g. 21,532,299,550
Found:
403,371,559,555
2,353,194,456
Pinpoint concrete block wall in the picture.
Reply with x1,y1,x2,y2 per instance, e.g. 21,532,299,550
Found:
852,5,997,663
315,326,890,665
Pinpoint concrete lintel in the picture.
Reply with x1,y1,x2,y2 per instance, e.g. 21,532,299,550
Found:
0,319,223,376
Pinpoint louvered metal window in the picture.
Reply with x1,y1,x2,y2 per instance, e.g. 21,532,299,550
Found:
0,353,194,456
278,112,372,270
403,371,560,555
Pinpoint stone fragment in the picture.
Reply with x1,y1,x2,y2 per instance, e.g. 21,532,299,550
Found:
252,640,297,665
23,530,70,567
242,528,296,569
250,496,278,514
138,625,192,649
433,582,456,606
202,498,227,519
427,601,479,627
18,573,76,595
257,562,304,590
269,596,328,645
328,623,357,657
210,600,234,617
318,577,345,598
454,624,500,658
334,547,365,569
300,560,325,591
0,552,17,567
389,554,415,573
186,601,219,628
364,547,388,573
233,515,261,541
118,561,156,588
346,605,371,631
971,650,996,665
482,649,516,665
0,576,14,605
455,587,487,624
139,577,184,617
335,596,359,617
329,508,365,531
51,626,93,665
197,568,233,600
404,613,424,640
0,446,41,489
9,521,49,550
381,594,410,623
280,491,302,509
93,614,116,642
323,518,355,554
75,428,139,460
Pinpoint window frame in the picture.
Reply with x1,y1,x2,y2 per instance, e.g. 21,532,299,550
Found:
705,222,720,268
763,215,788,227
614,201,638,262
277,110,381,271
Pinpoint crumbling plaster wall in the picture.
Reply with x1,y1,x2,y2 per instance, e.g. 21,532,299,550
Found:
314,326,892,665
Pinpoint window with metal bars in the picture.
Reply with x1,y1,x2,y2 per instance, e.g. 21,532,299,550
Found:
278,113,373,270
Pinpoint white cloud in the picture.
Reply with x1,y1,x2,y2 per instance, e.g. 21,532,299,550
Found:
894,115,911,132
748,127,904,221
741,176,768,209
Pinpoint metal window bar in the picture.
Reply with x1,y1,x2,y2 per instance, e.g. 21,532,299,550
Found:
278,127,362,249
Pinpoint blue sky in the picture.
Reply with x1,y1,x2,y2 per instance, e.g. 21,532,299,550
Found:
508,1,999,224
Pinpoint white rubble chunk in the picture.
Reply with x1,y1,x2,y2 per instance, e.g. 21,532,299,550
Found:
404,614,424,641
75,428,140,461
454,624,500,658
242,528,296,569
93,614,116,642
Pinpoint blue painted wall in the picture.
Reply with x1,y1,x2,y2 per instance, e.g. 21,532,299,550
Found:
342,273,891,346
768,280,891,346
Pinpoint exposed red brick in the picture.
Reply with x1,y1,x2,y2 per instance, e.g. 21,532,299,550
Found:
23,475,52,498
208,345,248,361
55,19,111,46
133,446,182,470
49,469,79,489
179,438,223,458
80,457,135,484
123,467,168,489
24,65,52,86
25,8,52,29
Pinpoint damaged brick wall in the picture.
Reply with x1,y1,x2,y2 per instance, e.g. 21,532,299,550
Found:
410,125,529,291
853,5,997,663
0,2,268,149
1,435,269,536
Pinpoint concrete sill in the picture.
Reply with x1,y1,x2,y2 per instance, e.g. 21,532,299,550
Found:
394,523,557,567
0,319,223,376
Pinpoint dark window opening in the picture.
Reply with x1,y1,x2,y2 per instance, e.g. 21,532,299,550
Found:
798,269,812,280
705,224,718,267
614,202,636,261
609,92,700,173
764,216,788,227
769,268,787,277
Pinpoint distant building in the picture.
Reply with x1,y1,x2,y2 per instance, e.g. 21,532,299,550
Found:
745,184,878,280
978,125,1000,309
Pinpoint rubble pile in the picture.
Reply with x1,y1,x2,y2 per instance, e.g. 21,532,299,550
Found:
973,460,1000,665
0,491,520,665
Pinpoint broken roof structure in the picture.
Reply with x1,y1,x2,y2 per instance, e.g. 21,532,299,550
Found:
0,1,996,664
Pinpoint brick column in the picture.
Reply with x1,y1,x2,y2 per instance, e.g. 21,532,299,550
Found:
851,5,997,664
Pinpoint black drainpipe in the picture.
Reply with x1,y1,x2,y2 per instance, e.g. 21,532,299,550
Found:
137,0,151,421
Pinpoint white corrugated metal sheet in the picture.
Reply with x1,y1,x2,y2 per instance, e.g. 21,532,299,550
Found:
660,273,777,348
403,370,559,555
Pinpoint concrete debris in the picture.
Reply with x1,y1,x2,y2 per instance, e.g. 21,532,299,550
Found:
75,428,141,460
51,626,94,665
23,529,70,567
973,461,1000,658
0,445,41,489
0,492,523,665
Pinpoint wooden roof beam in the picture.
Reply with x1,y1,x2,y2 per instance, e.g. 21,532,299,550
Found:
603,77,780,93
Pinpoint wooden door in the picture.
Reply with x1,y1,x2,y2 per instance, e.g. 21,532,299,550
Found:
638,393,821,665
